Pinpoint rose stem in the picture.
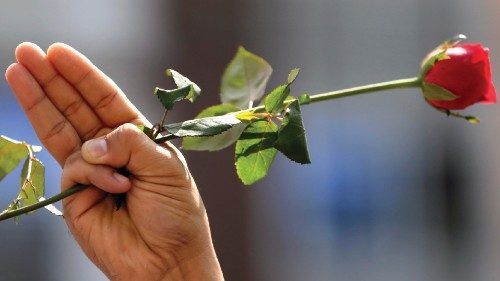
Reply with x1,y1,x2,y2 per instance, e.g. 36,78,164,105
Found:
0,76,421,222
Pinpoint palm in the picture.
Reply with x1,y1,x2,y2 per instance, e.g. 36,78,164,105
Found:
74,177,202,277
5,43,204,277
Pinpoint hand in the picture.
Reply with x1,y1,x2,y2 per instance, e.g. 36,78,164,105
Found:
5,43,223,280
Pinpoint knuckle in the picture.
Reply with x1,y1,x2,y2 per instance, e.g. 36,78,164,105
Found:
81,125,102,141
116,123,141,139
63,150,82,168
94,88,118,110
62,98,85,117
41,119,67,141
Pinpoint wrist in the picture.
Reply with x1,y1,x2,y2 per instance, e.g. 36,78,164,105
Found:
162,218,224,281
163,241,223,281
161,209,224,281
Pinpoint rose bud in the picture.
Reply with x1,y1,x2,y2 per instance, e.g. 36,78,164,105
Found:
419,35,496,112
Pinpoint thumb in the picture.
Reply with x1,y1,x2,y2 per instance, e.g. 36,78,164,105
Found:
81,123,186,177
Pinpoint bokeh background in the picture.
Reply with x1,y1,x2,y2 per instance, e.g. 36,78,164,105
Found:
1,1,499,280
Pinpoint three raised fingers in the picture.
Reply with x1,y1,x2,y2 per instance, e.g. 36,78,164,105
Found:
15,43,103,141
6,42,151,165
46,43,148,127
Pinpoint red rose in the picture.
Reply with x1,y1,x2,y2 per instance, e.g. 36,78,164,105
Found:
421,43,496,110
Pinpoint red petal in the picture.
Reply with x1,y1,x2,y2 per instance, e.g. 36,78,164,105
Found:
424,43,495,110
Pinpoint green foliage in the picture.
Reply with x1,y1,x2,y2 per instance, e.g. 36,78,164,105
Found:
200,52,310,184
264,68,300,114
155,87,191,110
298,93,311,105
276,101,311,164
264,85,290,114
422,82,457,101
136,124,153,136
287,68,300,84
155,69,201,110
0,136,30,181
220,46,273,109
166,69,201,102
235,120,278,185
18,157,45,208
1,141,46,218
165,114,242,138
182,104,248,151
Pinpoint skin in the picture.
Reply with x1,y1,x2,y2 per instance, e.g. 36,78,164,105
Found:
5,42,223,280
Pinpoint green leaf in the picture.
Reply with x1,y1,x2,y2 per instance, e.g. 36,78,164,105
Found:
190,104,241,119
220,46,273,109
0,135,30,181
182,124,247,151
264,84,290,114
136,125,153,136
20,157,45,206
423,82,458,101
165,114,242,138
154,69,201,110
287,68,300,84
276,101,311,164
235,120,278,185
4,156,45,216
155,86,192,110
165,69,201,102
182,104,249,151
298,93,311,105
264,68,300,114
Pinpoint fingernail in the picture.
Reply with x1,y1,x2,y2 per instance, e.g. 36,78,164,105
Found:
84,138,107,158
113,172,129,184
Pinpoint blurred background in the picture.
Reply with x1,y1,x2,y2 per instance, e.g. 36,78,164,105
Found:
0,0,499,280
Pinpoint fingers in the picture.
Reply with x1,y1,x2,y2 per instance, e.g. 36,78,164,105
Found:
81,124,188,179
15,42,103,141
61,151,132,222
62,152,132,193
5,63,80,166
46,43,147,127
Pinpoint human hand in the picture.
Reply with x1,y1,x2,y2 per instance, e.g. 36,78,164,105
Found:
5,43,223,280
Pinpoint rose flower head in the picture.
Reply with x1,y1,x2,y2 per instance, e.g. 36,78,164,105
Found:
419,35,496,121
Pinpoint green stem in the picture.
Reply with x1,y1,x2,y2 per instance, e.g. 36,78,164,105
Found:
0,76,421,222
0,184,88,222
307,77,421,104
